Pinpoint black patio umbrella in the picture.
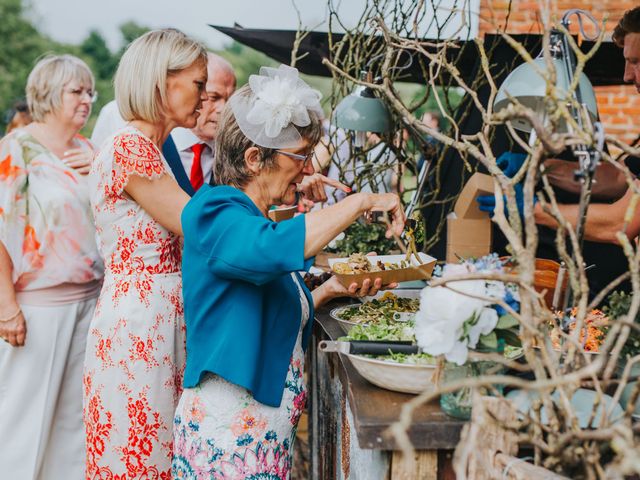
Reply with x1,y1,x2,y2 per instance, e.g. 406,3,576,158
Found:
211,25,625,85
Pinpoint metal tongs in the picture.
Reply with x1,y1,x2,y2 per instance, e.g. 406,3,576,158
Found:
319,340,421,356
403,218,423,265
362,213,423,265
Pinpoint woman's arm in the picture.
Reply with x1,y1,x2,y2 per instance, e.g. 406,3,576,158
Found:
185,190,404,285
543,158,628,201
311,276,397,309
534,180,640,244
0,243,26,347
125,175,190,235
303,192,405,258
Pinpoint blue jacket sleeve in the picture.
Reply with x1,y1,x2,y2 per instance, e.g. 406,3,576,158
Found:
182,189,314,285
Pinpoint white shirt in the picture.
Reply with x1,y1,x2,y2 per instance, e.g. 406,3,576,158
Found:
170,127,215,183
91,100,126,149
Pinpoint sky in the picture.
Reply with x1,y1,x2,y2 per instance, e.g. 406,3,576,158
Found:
26,0,480,51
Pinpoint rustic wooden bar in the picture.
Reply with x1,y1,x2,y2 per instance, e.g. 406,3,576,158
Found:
308,301,465,480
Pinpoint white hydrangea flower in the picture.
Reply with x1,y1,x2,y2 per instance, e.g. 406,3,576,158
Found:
415,258,507,366
414,278,489,365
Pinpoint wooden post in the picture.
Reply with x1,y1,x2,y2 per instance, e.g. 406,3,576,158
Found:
390,450,438,480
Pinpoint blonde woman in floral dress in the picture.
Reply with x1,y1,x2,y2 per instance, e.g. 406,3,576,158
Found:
83,29,208,478
172,65,405,479
0,55,103,479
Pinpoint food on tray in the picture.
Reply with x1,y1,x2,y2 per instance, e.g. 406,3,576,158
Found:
342,321,434,365
549,308,608,352
403,218,423,265
336,292,420,325
331,262,353,274
330,253,409,275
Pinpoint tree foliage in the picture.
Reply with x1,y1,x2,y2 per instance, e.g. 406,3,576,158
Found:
0,0,153,135
0,2,299,135
0,0,65,128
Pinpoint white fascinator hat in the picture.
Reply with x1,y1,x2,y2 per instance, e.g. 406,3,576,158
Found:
228,64,324,149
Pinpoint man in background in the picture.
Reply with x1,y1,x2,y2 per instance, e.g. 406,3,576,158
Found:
532,6,640,245
164,52,236,193
477,6,640,298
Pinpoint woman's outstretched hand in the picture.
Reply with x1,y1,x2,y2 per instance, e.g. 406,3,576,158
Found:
312,275,399,308
364,192,405,238
310,253,398,308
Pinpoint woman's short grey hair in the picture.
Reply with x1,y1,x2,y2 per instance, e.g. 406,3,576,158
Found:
115,28,207,123
214,84,323,188
26,54,94,122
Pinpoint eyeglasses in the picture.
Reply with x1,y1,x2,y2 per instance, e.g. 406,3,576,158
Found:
65,87,98,103
276,150,315,165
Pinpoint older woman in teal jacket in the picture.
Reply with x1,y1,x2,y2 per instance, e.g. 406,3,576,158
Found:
172,65,404,479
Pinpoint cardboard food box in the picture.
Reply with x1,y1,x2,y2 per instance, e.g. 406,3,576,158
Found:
268,206,297,222
446,172,495,263
328,253,437,288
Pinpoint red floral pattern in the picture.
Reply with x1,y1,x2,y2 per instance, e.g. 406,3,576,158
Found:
85,127,185,479
109,133,165,204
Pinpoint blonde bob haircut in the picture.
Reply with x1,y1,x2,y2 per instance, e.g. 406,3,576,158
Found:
115,28,207,123
26,54,94,122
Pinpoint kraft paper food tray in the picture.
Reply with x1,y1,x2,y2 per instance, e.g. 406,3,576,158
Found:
328,253,437,287
453,172,495,220
268,206,297,222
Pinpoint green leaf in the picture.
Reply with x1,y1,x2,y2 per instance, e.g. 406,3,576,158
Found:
461,312,479,339
496,314,519,330
478,332,498,350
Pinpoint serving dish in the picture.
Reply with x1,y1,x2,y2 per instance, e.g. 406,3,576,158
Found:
330,306,365,333
329,291,420,333
345,353,437,394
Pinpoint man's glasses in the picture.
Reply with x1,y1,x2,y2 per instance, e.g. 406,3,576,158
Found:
276,150,314,165
66,87,98,104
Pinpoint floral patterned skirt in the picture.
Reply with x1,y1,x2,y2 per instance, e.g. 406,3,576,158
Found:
172,350,307,480
83,272,185,479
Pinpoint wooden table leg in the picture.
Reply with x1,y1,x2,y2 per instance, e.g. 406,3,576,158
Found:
390,450,438,480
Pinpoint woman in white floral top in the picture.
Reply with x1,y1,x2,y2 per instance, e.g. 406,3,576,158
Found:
82,29,208,479
0,55,103,479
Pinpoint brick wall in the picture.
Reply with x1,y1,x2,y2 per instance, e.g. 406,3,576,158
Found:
479,0,640,147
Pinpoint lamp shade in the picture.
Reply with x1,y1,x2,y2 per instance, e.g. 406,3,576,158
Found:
333,86,391,133
493,57,598,133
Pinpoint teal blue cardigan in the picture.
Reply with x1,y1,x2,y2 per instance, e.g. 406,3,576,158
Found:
181,185,315,407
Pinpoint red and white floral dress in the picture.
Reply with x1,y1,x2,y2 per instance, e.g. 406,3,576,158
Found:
83,126,185,479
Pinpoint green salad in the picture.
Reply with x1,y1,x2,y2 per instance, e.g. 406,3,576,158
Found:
340,322,435,365
337,292,420,325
